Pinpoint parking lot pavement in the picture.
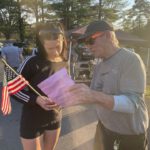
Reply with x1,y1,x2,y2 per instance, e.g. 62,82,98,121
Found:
0,100,23,150
56,105,97,150
0,81,97,150
0,58,98,150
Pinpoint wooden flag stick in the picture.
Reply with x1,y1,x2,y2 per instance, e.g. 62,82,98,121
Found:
1,58,42,97
1,58,61,114
1,58,60,113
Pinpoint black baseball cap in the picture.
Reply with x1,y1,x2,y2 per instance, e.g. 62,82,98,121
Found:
78,20,114,40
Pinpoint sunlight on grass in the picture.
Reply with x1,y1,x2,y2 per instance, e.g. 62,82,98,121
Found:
146,85,150,98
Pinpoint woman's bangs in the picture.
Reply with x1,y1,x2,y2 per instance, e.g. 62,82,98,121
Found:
39,30,63,41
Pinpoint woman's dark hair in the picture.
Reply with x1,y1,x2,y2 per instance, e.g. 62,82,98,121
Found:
36,22,68,60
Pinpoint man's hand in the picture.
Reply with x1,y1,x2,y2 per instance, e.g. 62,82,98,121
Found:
56,83,94,107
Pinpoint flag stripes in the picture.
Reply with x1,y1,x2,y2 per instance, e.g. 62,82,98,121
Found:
8,75,28,95
1,66,28,115
1,86,11,115
1,72,12,115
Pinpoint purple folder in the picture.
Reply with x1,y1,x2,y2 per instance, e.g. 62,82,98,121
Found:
38,68,75,105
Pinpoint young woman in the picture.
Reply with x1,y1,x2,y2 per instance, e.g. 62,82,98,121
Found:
14,23,68,150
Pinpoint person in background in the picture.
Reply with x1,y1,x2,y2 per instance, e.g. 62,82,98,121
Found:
12,22,68,150
1,41,24,70
58,20,149,150
32,47,38,56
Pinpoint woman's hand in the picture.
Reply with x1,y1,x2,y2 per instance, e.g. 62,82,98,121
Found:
36,96,58,111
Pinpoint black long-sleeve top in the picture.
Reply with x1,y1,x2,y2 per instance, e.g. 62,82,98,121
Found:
14,55,67,106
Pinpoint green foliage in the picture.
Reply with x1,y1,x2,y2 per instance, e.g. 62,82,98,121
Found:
120,0,150,45
0,0,26,41
93,0,127,22
0,0,135,41
50,0,92,29
146,85,150,98
0,0,19,39
122,0,150,31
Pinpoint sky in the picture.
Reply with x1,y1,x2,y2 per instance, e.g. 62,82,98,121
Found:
27,0,135,24
110,0,134,29
95,0,134,6
126,0,134,8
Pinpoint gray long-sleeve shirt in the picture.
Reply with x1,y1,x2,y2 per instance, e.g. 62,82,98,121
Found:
91,48,149,135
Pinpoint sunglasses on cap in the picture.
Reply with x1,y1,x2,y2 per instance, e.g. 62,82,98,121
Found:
85,32,104,45
39,30,63,40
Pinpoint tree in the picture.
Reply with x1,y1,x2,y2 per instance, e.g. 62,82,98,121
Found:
16,0,25,42
21,0,39,23
0,0,27,41
120,0,150,45
50,0,92,29
93,0,127,22
123,0,150,32
0,0,132,40
0,0,20,39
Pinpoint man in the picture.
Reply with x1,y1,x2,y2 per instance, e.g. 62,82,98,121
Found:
58,20,149,150
1,42,24,70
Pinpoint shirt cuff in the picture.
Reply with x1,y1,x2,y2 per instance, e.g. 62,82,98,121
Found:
28,94,38,105
113,95,135,113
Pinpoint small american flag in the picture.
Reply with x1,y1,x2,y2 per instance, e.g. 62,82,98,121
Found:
1,66,28,115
